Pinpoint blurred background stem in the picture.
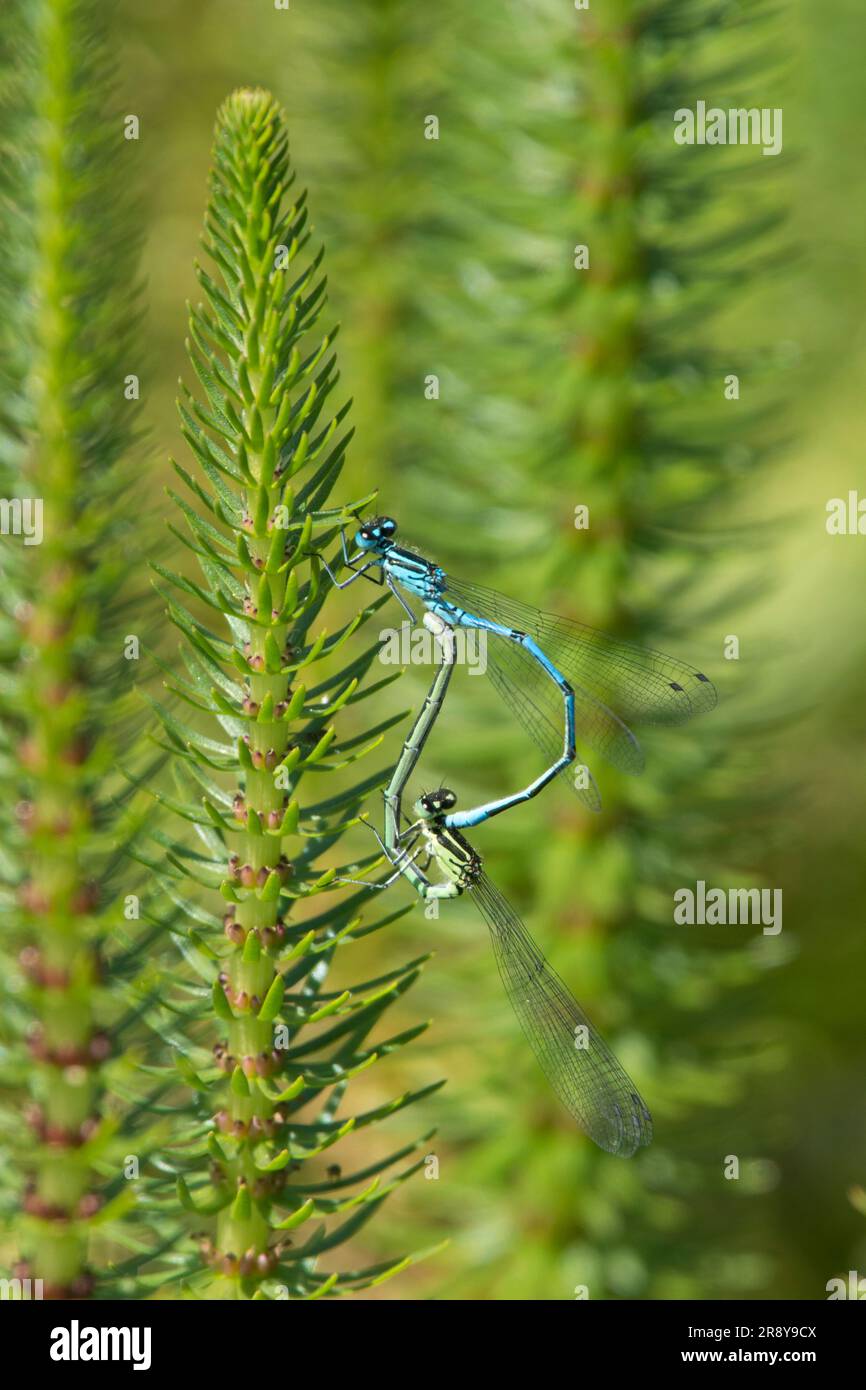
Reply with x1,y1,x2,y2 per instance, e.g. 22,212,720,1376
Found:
0,0,149,1296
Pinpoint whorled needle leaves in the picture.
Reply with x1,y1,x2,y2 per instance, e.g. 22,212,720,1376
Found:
143,89,441,1300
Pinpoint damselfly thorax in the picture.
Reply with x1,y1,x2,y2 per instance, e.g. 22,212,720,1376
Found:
379,542,445,602
421,822,482,892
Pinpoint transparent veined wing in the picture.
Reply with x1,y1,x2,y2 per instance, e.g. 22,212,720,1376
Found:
484,627,644,783
471,871,653,1157
444,575,717,727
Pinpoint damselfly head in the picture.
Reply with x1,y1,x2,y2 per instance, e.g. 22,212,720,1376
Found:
355,515,397,550
415,788,457,819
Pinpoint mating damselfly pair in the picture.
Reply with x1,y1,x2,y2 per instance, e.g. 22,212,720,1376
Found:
318,515,717,1155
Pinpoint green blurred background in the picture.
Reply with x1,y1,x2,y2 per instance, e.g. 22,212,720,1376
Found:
116,0,866,1299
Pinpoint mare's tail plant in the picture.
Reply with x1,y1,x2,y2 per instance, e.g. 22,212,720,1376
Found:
0,0,155,1297
145,89,439,1299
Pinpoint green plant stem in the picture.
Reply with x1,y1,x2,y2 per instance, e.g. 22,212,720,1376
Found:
0,0,147,1297
152,90,436,1300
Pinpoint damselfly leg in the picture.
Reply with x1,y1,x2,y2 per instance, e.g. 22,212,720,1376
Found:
337,829,425,889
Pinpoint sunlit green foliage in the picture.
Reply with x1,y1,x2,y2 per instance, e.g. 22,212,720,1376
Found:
138,90,439,1299
2,0,862,1305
